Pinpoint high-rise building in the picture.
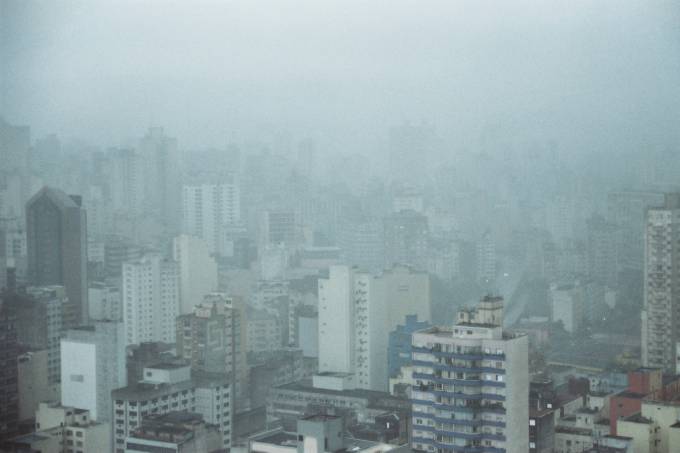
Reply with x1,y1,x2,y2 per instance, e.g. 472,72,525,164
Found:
586,214,620,288
259,209,298,248
139,127,180,232
318,265,431,391
410,296,529,453
0,298,19,442
176,293,247,409
60,321,127,421
550,283,585,334
384,210,429,271
642,194,680,371
182,179,241,255
122,254,179,346
26,186,88,326
173,235,218,314
607,190,665,272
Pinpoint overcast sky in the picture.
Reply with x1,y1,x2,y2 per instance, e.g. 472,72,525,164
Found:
1,0,679,155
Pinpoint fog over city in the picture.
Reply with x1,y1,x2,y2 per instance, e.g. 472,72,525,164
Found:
1,1,680,452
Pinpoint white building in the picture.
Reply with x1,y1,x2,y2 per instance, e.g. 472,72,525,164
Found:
182,179,240,255
123,254,179,345
111,363,232,453
173,234,218,314
60,321,127,421
410,296,529,453
318,265,430,391
551,283,585,334
88,282,122,321
642,193,680,371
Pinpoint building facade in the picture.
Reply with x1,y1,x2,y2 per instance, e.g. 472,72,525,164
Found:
410,296,529,453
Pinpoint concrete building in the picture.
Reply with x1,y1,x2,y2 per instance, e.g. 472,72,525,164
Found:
122,254,179,346
26,186,88,326
384,209,429,271
0,298,19,441
337,219,384,273
410,296,529,453
249,414,402,453
551,283,586,334
607,190,665,272
17,350,58,421
5,403,110,453
182,179,241,255
111,363,232,453
642,194,680,371
266,375,410,435
319,265,431,391
586,215,620,288
60,321,127,421
15,286,66,386
124,412,222,453
176,293,247,409
173,234,218,314
88,281,121,321
259,209,298,248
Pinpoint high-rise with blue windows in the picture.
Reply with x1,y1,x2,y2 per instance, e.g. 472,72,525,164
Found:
410,295,528,453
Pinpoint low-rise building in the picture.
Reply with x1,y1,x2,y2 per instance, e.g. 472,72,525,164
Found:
124,412,223,453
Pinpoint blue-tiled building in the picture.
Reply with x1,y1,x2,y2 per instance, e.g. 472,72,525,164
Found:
388,314,431,379
410,296,529,453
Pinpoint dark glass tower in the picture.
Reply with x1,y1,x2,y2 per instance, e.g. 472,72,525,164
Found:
26,187,88,326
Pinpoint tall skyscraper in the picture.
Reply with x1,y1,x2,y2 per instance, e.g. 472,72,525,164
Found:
182,179,241,255
173,234,218,314
139,127,180,232
642,193,680,371
60,321,126,421
26,187,88,326
410,296,529,453
122,254,179,345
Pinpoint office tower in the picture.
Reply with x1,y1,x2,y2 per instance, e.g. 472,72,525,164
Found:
337,219,384,273
60,321,126,421
122,254,179,345
642,194,680,371
384,210,429,271
173,235,218,314
410,296,529,453
104,234,144,278
26,186,88,326
176,293,247,408
0,117,30,175
124,412,223,453
318,265,431,391
111,363,232,452
0,298,19,441
607,190,665,271
586,214,620,288
139,127,180,231
182,179,241,255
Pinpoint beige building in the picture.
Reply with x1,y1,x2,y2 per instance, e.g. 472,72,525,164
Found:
617,400,680,453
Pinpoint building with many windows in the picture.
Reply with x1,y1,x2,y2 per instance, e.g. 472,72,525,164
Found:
410,296,529,453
